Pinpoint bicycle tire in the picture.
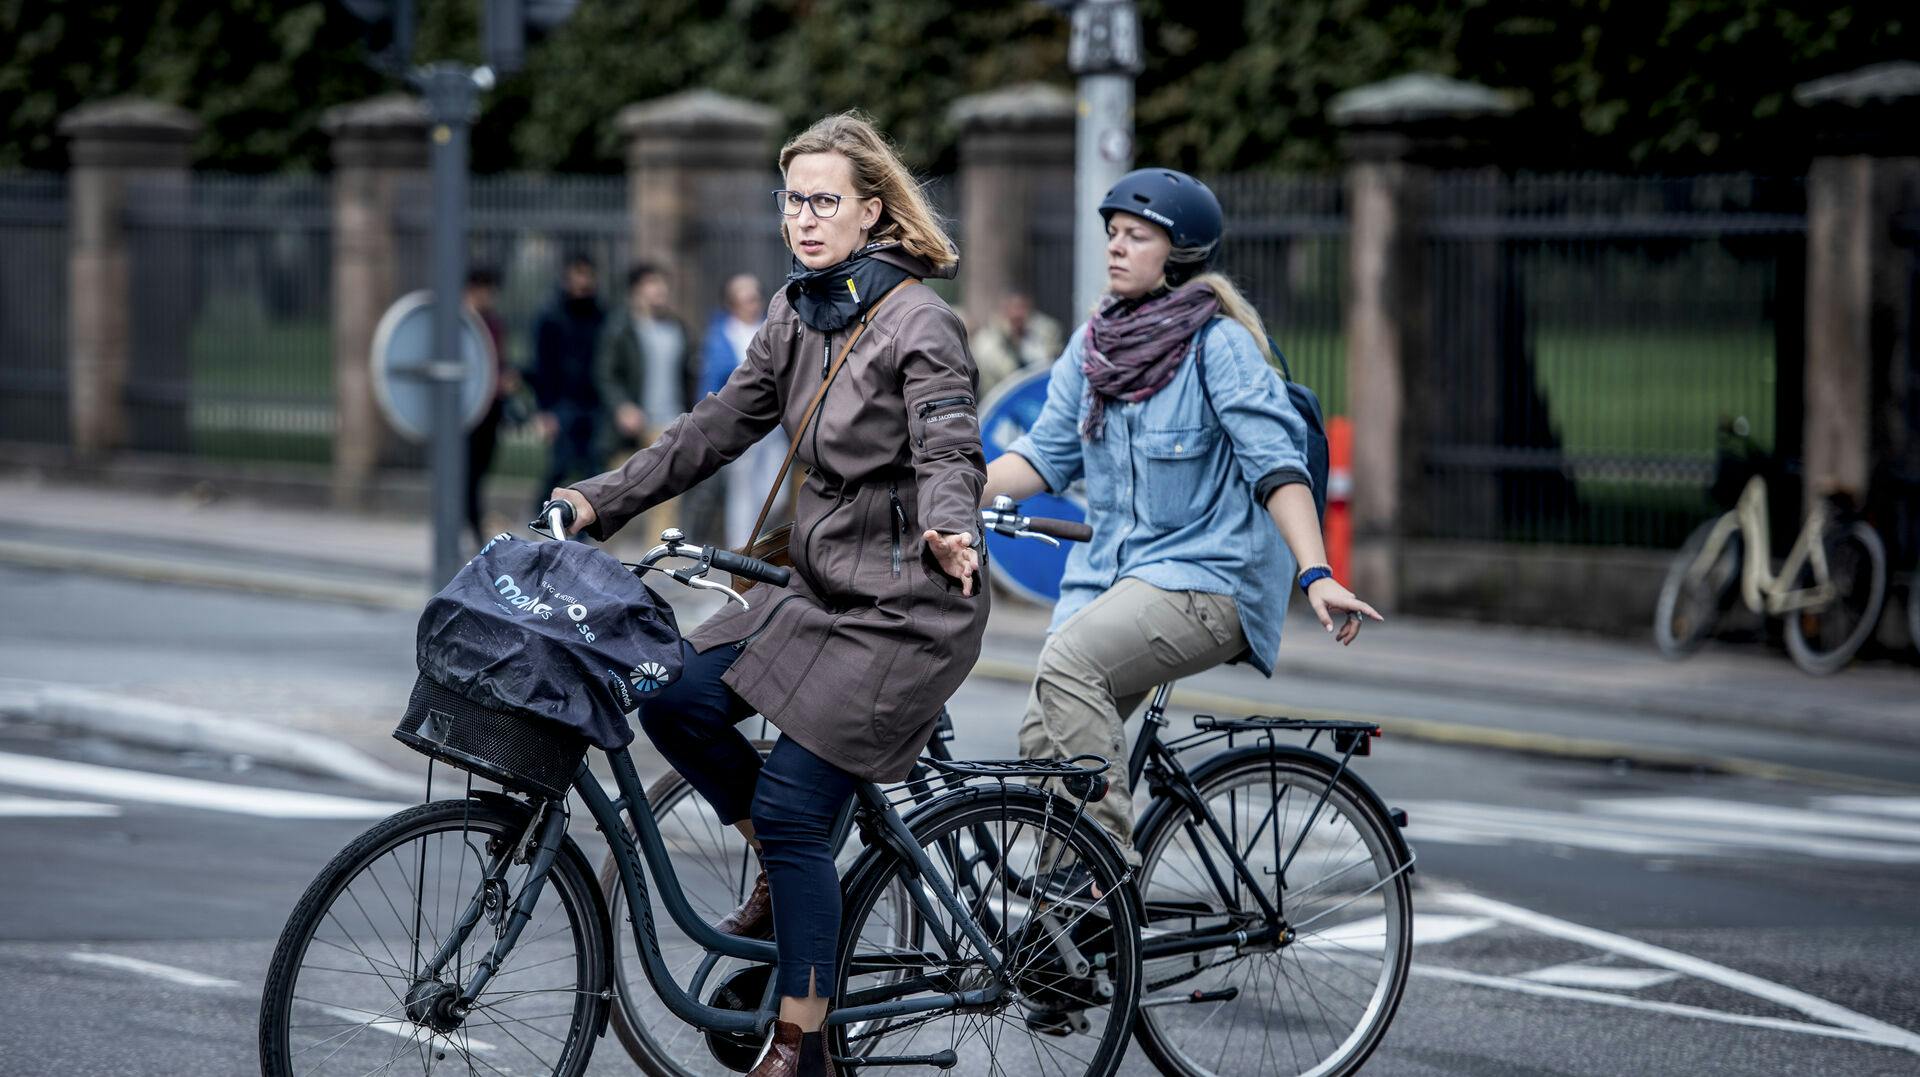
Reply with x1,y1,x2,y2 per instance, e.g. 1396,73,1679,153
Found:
834,786,1142,1077
1654,516,1742,658
1131,753,1413,1077
259,797,610,1077
1784,519,1888,675
601,746,774,1077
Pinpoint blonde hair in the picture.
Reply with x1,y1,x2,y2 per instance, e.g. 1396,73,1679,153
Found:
779,111,957,271
1186,271,1278,366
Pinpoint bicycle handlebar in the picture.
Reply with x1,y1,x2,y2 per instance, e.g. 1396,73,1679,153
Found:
706,547,793,589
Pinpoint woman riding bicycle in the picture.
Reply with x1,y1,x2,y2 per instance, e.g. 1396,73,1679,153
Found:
548,112,986,1077
981,167,1381,860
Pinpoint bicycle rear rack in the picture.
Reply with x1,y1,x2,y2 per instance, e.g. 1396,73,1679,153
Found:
884,754,1114,808
1192,714,1381,755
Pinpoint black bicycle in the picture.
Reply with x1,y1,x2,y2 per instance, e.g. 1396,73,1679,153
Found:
611,503,1416,1077
257,509,1143,1077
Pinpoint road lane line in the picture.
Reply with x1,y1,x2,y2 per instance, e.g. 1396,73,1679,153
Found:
1813,796,1920,819
1516,962,1681,991
0,795,119,818
1439,892,1920,1054
312,1004,497,1053
0,751,412,819
68,951,239,988
1588,797,1920,842
1414,965,1909,1050
1405,800,1920,862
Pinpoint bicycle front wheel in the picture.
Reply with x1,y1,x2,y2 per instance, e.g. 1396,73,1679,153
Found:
259,798,610,1077
1654,516,1742,658
835,787,1142,1077
1784,519,1888,675
1132,752,1412,1077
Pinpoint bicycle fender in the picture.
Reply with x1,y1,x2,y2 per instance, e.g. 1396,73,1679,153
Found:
1138,745,1413,872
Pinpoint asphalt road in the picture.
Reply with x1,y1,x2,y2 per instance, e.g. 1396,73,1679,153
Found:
1,568,1917,1076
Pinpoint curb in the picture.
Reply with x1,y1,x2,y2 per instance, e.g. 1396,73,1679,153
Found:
0,540,422,611
968,657,1920,795
0,681,422,797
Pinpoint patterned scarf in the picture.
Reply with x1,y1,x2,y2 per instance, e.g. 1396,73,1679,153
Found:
1080,283,1220,439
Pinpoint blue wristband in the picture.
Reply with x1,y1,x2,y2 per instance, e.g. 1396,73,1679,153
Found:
1297,566,1333,595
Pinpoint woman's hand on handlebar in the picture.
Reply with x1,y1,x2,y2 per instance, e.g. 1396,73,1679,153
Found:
545,488,596,536
925,529,980,597
1308,578,1383,646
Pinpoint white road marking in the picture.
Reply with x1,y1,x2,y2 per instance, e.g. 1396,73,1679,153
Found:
1516,962,1681,991
0,751,411,819
1439,891,1920,1055
1306,913,1495,951
1813,796,1920,820
0,795,119,818
1588,797,1920,842
312,1004,497,1053
1415,965,1907,1049
68,951,239,989
1405,799,1920,863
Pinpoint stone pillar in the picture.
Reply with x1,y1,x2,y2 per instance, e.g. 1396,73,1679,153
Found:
1332,74,1514,610
323,95,428,509
1795,63,1920,509
58,98,198,462
950,83,1076,330
619,90,781,329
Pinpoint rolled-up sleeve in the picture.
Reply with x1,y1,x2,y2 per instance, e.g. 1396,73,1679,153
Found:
1003,332,1087,494
1200,323,1311,503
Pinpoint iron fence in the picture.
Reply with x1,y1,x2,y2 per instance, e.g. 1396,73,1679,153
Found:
1414,172,1806,548
123,173,333,462
0,174,69,446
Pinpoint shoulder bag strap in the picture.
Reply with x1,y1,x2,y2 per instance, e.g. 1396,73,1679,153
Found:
741,277,921,548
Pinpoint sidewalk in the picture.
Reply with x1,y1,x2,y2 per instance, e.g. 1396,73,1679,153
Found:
3,472,1917,772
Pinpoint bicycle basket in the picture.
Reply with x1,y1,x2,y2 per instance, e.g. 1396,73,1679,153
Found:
392,674,587,799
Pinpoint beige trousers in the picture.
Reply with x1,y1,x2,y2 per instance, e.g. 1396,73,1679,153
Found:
1018,578,1247,856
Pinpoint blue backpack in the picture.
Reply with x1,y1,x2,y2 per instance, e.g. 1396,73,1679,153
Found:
1193,321,1332,522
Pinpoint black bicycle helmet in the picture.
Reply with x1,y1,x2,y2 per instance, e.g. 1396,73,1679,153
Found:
1098,168,1223,284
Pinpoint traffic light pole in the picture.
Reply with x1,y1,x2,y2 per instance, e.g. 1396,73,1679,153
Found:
1069,0,1142,316
417,63,487,587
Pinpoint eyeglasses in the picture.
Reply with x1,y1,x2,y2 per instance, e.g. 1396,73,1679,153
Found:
773,189,847,219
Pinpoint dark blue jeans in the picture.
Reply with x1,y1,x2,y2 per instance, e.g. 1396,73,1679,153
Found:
635,640,858,999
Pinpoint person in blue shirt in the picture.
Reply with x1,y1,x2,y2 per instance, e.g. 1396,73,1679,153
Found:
981,168,1382,858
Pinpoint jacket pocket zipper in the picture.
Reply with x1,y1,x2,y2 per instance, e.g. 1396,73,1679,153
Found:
736,594,802,650
914,395,973,448
888,484,905,578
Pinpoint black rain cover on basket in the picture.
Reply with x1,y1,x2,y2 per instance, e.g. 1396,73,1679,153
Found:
416,534,682,749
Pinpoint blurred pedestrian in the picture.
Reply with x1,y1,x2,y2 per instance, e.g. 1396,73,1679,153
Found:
595,262,696,540
696,273,791,548
462,264,516,547
970,291,1062,396
528,252,606,513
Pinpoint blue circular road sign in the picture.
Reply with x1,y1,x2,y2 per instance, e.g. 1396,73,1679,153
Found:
980,366,1085,605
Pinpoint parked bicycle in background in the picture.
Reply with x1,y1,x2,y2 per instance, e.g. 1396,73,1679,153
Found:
1655,417,1889,674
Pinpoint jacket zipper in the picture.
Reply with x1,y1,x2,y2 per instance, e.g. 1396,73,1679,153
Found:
888,484,905,578
914,395,973,448
735,594,802,651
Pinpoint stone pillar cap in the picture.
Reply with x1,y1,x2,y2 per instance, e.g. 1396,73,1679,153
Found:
1330,73,1516,127
617,90,781,139
321,94,430,137
949,83,1075,130
1794,62,1920,108
58,97,201,141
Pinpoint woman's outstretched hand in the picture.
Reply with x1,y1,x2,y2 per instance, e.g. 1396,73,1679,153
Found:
1307,578,1384,646
925,529,980,597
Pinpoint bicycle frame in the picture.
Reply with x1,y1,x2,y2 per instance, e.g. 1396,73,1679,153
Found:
1692,476,1836,616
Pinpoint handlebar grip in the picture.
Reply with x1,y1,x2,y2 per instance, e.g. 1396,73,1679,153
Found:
707,547,792,589
1022,516,1093,542
531,499,577,533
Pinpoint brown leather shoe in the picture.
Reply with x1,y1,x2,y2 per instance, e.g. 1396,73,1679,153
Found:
748,1019,836,1076
715,870,774,939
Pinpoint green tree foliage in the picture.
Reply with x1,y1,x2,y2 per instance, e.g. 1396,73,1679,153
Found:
0,0,1910,175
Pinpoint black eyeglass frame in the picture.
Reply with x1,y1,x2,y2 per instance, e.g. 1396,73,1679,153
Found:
772,188,856,219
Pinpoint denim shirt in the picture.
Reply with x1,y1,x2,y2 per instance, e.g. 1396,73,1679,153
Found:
1006,317,1312,676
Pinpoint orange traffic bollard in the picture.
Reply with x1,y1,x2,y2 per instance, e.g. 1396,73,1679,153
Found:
1326,416,1352,585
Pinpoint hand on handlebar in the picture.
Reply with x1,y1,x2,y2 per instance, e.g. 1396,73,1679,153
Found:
542,489,595,536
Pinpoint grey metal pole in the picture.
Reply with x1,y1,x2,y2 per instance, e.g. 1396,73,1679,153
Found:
1069,0,1142,317
418,63,485,588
